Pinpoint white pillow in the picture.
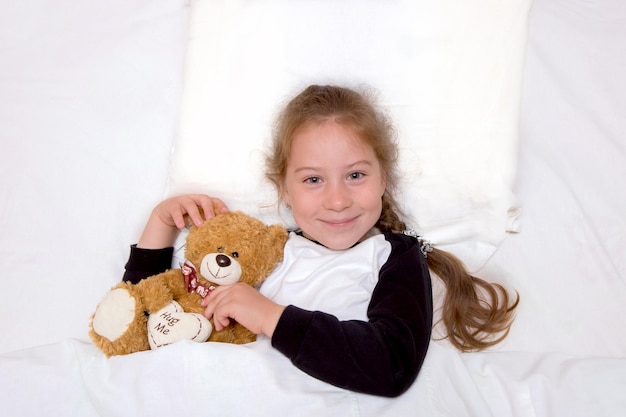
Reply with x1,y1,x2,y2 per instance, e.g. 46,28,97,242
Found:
168,0,530,270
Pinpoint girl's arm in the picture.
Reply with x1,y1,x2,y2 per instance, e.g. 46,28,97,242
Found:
122,194,228,283
269,234,433,397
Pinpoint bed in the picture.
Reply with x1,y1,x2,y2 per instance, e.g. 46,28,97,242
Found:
1,0,624,416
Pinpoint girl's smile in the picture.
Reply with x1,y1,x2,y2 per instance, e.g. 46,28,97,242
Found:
281,120,386,250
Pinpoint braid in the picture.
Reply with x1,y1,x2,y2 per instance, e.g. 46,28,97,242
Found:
376,194,406,233
427,248,519,351
377,197,519,351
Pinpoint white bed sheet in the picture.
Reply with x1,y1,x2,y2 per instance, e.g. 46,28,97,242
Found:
0,0,625,416
479,0,626,357
1,338,625,417
0,0,188,354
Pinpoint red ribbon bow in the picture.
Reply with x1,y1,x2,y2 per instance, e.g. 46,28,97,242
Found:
181,260,214,298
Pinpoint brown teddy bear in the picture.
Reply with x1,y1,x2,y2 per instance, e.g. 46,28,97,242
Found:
89,211,288,357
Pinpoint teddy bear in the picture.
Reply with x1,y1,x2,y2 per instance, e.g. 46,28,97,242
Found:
89,210,288,357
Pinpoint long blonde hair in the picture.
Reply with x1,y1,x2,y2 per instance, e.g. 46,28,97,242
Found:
266,84,518,351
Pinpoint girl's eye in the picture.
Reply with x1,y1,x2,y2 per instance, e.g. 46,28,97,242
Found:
348,172,365,180
304,176,321,184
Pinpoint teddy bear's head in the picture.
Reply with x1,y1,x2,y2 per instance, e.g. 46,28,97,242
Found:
183,211,289,289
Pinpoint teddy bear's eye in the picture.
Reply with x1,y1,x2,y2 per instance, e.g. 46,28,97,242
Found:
231,252,239,258
217,246,224,253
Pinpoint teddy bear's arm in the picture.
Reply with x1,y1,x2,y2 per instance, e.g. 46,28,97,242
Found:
135,269,187,313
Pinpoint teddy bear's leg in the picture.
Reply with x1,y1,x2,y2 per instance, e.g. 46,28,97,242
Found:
124,270,213,350
91,288,137,341
90,284,150,356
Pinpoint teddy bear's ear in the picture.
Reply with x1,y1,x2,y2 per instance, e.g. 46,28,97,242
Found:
267,224,289,246
262,224,288,264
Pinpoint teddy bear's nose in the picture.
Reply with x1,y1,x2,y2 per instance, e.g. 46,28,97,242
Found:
216,254,232,267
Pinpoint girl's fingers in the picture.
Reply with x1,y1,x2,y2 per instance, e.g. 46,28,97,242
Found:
202,287,233,331
166,206,186,229
198,197,217,220
184,203,205,227
186,195,229,225
199,196,229,220
213,315,231,332
211,197,229,214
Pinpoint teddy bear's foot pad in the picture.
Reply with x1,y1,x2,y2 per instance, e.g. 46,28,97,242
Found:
92,288,137,342
148,301,212,349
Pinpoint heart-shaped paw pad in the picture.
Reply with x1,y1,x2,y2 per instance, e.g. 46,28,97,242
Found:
148,301,212,349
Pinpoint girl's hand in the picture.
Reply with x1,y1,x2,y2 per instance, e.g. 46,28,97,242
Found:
152,194,228,229
201,283,285,338
137,194,228,249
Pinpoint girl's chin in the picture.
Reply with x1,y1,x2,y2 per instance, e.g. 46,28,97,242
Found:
304,233,361,250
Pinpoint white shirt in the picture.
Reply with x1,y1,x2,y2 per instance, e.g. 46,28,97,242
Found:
260,232,392,321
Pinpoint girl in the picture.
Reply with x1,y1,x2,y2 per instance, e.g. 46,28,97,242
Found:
123,85,518,397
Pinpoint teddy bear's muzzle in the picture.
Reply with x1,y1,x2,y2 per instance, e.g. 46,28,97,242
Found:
200,253,242,286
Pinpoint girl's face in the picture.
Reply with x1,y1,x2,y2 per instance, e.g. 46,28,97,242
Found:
281,120,386,250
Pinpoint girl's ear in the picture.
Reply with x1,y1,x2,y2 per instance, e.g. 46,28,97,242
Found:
280,182,291,208
380,171,387,197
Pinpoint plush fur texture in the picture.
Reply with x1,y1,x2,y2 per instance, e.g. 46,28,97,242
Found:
89,211,288,357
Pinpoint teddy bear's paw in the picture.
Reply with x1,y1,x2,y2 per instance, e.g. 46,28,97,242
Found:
91,288,137,342
147,301,213,349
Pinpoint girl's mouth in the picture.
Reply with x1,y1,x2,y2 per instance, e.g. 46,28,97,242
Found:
322,216,357,226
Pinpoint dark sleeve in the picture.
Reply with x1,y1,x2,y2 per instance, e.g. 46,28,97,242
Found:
122,244,174,284
270,234,433,397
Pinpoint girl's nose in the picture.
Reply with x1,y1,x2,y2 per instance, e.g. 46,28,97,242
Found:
324,182,351,211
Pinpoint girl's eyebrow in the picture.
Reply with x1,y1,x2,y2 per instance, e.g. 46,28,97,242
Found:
348,160,373,168
293,160,373,173
293,166,319,174
342,160,375,172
